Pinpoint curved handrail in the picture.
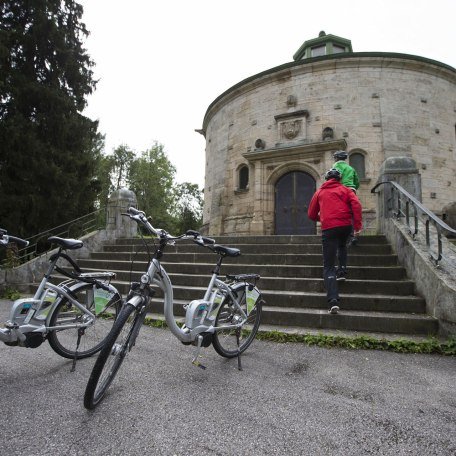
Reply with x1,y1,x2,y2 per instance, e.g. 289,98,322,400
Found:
0,208,106,268
371,181,456,265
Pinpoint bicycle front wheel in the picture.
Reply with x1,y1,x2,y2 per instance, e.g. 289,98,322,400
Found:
212,289,262,358
84,303,142,410
48,284,122,359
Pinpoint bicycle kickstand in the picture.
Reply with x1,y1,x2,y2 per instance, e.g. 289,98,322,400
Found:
191,335,206,370
70,328,84,372
236,329,243,371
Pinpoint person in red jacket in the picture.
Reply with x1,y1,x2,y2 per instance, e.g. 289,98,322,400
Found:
307,168,362,314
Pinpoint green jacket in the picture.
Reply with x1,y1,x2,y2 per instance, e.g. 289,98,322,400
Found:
333,160,359,190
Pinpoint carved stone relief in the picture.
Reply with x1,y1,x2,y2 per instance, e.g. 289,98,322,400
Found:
280,119,302,140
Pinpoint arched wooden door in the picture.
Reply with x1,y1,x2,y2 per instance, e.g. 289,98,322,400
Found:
275,171,316,235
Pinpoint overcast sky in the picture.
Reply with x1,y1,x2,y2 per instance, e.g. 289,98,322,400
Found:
79,0,456,188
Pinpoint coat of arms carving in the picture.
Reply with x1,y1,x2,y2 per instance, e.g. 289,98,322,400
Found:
281,119,302,140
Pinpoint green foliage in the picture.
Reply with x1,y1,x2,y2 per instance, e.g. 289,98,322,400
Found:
0,1,103,237
173,182,203,233
255,331,456,355
96,141,204,233
96,144,134,208
141,317,455,355
1,287,21,300
111,144,135,191
127,142,177,230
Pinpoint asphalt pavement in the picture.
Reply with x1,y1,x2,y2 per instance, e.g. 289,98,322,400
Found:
0,300,455,455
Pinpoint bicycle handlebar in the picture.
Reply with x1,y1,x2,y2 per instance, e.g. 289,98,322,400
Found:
122,207,215,247
0,230,29,248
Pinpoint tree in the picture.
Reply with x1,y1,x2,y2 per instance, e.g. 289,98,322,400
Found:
0,1,102,238
95,145,134,208
173,182,203,233
127,142,176,230
111,144,134,190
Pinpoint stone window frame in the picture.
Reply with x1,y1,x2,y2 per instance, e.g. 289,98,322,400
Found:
349,148,367,180
236,164,250,192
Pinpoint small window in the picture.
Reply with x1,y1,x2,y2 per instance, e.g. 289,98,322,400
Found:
239,165,249,190
333,44,346,54
311,45,326,57
349,153,366,178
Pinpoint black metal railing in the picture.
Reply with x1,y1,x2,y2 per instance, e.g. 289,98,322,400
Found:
1,208,106,268
371,181,456,265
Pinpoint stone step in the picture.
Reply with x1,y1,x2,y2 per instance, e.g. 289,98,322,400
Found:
77,259,407,280
144,271,416,295
72,263,416,296
260,306,438,335
89,252,400,267
102,243,392,255
260,290,425,313
113,234,389,245
140,299,436,336
62,233,438,337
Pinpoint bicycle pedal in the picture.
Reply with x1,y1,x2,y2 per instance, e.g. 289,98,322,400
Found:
192,359,207,370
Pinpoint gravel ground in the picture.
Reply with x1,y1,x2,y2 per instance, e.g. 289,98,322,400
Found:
0,300,455,456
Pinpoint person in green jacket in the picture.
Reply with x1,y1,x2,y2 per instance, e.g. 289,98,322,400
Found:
332,150,360,245
332,150,359,192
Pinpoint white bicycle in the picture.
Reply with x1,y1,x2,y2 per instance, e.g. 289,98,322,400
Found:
0,229,122,367
84,207,263,409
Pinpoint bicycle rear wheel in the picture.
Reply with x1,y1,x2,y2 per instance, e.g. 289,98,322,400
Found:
84,302,144,410
212,288,262,358
48,284,122,359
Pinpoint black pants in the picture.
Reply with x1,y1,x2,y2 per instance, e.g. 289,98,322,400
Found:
321,225,352,303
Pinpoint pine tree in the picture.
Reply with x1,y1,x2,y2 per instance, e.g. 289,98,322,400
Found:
0,0,102,238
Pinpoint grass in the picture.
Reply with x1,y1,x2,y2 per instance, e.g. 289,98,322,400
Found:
255,330,456,356
0,287,21,300
142,316,456,356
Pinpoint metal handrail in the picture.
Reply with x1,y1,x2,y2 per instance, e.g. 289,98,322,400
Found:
371,181,456,265
1,208,106,268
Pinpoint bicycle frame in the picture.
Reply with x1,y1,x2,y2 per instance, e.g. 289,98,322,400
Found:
129,257,253,345
119,207,262,369
0,246,118,347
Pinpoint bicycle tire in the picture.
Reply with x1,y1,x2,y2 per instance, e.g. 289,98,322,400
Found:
212,288,262,358
48,284,122,359
84,302,142,410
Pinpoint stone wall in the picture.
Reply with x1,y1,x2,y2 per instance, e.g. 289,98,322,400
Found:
381,217,456,337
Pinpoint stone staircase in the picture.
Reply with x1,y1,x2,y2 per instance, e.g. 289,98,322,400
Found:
76,234,438,338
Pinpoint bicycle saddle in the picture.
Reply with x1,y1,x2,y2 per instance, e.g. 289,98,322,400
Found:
226,273,260,282
213,245,241,257
48,236,83,250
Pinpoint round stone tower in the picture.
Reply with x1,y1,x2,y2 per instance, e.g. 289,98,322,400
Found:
198,32,456,236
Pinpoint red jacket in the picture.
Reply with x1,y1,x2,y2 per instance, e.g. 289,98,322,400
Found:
307,179,362,231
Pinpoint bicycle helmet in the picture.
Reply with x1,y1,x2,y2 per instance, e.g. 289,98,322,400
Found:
325,168,342,181
333,150,348,160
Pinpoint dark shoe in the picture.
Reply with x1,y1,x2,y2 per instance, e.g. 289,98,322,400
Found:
328,299,339,314
336,270,347,282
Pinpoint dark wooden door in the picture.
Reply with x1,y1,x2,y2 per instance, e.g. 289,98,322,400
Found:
275,171,316,235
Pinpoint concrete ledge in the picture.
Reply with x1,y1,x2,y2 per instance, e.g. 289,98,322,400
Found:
381,218,456,337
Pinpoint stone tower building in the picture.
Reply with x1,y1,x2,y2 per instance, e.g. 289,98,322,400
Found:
198,32,456,236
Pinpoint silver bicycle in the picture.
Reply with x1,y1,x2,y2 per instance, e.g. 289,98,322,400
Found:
0,230,122,365
84,207,263,409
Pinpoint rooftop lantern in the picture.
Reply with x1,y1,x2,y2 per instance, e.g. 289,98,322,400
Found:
293,30,353,61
